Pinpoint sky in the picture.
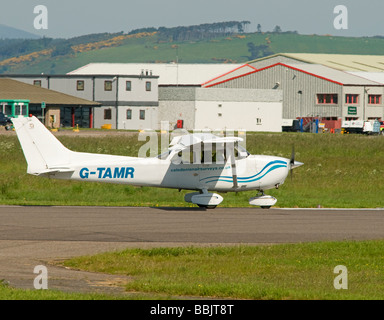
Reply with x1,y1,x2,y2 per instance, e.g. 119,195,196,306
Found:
1,0,383,39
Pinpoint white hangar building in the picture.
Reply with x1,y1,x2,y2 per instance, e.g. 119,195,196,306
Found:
159,87,283,132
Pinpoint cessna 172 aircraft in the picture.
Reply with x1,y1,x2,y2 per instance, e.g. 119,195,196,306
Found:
12,116,303,209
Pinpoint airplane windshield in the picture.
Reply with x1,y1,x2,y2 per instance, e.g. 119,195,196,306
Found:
156,150,171,160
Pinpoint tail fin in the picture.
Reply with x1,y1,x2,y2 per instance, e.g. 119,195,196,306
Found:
12,116,73,175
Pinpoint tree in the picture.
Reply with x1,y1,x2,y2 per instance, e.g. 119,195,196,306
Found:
273,25,282,33
257,24,262,33
246,43,274,60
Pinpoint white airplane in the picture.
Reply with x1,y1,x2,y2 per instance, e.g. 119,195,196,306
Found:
12,116,303,209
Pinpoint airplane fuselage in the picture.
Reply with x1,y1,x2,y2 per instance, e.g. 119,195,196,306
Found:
47,154,290,192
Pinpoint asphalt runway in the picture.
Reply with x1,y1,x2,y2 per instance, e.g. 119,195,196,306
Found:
1,205,384,294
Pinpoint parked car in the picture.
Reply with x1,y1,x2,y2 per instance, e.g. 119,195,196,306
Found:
0,112,12,130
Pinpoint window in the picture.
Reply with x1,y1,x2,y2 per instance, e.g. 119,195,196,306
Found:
145,81,151,92
256,118,262,125
317,94,338,104
21,105,27,116
345,94,359,104
126,81,132,91
15,104,21,115
77,80,84,91
139,110,145,120
33,80,41,87
104,80,112,91
368,95,381,104
126,109,132,120
104,109,112,120
3,104,12,115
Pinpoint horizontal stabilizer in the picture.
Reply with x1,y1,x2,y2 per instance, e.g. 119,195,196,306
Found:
36,168,75,176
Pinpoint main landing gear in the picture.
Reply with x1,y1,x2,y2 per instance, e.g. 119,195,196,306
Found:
248,191,277,209
184,189,223,209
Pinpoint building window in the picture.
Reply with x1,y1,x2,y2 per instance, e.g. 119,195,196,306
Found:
104,109,112,120
368,95,381,104
317,94,338,104
127,109,132,120
126,81,132,91
256,118,262,125
104,80,112,91
77,80,85,91
139,110,145,120
345,94,359,104
33,80,41,87
146,81,151,92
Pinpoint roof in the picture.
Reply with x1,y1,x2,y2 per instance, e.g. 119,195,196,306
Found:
285,63,382,86
347,72,384,84
204,63,382,88
0,78,100,106
248,53,384,72
202,64,257,87
68,63,243,86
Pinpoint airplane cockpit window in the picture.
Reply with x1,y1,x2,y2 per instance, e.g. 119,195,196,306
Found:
173,142,249,165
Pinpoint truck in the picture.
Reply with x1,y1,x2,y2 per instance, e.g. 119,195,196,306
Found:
341,120,381,134
282,119,300,132
0,112,12,130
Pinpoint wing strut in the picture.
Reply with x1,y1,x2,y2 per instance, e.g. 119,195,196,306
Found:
227,142,238,189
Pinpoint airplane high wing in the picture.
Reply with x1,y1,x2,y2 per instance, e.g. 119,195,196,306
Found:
12,116,303,209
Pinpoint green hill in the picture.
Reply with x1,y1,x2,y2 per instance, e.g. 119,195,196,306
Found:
2,29,384,75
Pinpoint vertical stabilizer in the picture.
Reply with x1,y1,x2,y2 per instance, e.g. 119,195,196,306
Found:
12,117,72,175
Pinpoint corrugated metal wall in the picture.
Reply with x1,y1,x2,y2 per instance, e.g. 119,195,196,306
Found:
213,64,342,119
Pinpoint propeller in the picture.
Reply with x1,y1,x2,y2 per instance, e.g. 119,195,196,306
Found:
289,145,304,181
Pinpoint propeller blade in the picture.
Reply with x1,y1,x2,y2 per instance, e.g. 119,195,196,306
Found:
288,146,304,181
290,146,295,168
290,146,295,181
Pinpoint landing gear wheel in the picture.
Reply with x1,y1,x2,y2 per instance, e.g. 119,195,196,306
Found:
197,204,217,209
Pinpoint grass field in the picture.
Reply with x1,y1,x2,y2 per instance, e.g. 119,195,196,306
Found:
1,130,384,208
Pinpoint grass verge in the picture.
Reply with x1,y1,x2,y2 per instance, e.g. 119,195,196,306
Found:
59,240,384,300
